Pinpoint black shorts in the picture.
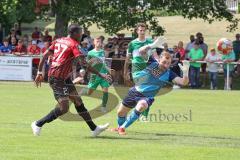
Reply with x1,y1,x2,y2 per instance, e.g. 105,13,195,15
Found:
122,87,154,108
49,76,77,101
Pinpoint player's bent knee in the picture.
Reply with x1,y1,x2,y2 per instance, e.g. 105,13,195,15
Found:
136,100,148,112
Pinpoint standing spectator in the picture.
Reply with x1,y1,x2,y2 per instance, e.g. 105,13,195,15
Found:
171,45,181,76
222,50,235,90
80,40,89,56
10,37,18,50
0,38,12,55
28,40,41,79
32,27,42,40
178,41,186,60
188,41,204,88
41,41,51,81
7,28,18,43
22,34,30,47
14,23,22,37
43,29,52,42
205,48,220,90
163,43,173,54
232,33,240,76
185,35,195,56
12,39,27,56
198,35,208,87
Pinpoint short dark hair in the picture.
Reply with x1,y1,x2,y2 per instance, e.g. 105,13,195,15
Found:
136,23,147,30
68,24,82,34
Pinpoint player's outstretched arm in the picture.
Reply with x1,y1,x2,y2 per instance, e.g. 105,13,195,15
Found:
139,36,166,54
173,60,190,86
34,50,53,88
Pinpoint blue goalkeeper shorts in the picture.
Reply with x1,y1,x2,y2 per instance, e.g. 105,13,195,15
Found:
122,87,154,108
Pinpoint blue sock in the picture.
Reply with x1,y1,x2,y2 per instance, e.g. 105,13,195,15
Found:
121,109,141,129
117,116,126,127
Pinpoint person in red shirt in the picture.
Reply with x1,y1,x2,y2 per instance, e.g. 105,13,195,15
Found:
177,41,186,60
32,24,112,137
12,39,27,55
28,40,41,73
31,27,42,40
43,29,52,42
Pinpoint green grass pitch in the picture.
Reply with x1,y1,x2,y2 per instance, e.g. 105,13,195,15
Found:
0,82,240,160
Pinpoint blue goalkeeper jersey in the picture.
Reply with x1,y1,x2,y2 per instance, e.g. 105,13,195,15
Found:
134,62,177,98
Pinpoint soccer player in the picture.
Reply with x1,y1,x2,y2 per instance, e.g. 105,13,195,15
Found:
113,51,189,135
124,23,165,119
81,37,112,113
31,24,111,137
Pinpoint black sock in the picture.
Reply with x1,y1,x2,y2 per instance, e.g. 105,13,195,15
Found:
75,103,97,131
36,107,62,127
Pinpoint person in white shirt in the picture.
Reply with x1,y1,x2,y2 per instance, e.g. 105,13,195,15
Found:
205,48,221,89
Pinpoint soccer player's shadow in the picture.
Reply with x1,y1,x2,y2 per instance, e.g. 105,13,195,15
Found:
59,86,119,121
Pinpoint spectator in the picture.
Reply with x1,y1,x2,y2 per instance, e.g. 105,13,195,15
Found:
185,35,195,56
42,41,51,81
12,39,27,56
32,27,42,40
80,40,89,56
188,40,204,88
205,48,220,90
198,35,208,87
22,34,30,47
43,29,52,42
14,23,22,37
0,38,12,55
178,41,186,60
28,40,41,55
28,40,41,79
163,43,173,54
10,37,18,50
171,45,181,76
222,50,235,90
7,28,18,43
232,33,240,76
37,35,45,49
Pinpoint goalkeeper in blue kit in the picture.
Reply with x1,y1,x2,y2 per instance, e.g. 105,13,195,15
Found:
111,51,190,135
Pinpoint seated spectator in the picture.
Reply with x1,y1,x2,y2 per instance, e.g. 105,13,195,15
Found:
205,48,220,90
43,29,52,42
32,27,42,40
222,50,236,90
177,41,186,60
12,39,27,56
188,40,204,88
0,38,12,55
10,37,18,50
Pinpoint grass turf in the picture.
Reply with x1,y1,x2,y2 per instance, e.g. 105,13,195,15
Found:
0,82,240,160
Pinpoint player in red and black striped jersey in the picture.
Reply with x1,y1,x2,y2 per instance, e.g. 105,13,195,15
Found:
31,24,111,137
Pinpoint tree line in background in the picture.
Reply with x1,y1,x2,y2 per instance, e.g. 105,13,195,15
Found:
0,0,239,38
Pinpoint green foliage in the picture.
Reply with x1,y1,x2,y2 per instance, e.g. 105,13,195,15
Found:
15,0,36,24
0,0,18,32
0,0,36,33
62,0,239,36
